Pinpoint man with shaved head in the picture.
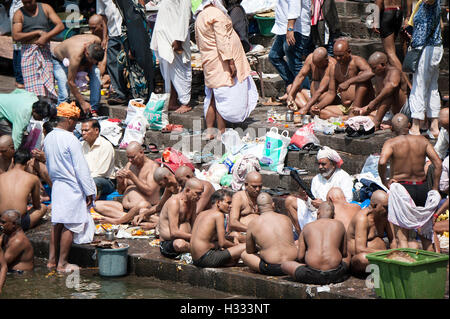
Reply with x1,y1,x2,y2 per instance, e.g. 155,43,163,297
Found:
228,171,263,242
94,142,161,225
358,51,408,129
316,39,375,119
0,135,15,174
379,113,442,250
241,193,298,276
347,190,395,275
326,187,361,230
287,47,337,114
158,177,204,259
87,14,107,77
175,165,215,214
281,201,349,284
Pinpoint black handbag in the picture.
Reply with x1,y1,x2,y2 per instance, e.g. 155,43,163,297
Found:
402,6,440,73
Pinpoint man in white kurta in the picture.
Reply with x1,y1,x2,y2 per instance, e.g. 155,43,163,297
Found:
150,0,192,113
285,146,354,235
44,102,96,272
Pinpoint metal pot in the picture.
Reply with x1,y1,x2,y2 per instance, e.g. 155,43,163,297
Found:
105,229,115,241
286,110,294,122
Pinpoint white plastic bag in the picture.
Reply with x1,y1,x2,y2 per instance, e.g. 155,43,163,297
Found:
119,114,148,149
206,163,229,185
221,129,245,155
260,127,290,174
124,98,146,125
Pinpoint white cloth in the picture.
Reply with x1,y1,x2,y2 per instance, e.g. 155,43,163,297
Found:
317,146,344,168
150,0,191,64
99,119,123,146
158,52,192,105
297,197,317,230
440,156,449,193
81,135,115,179
44,128,97,244
25,118,44,151
409,45,443,120
310,168,354,202
203,75,258,123
96,0,123,37
388,182,441,230
271,0,310,37
434,128,449,160
194,0,228,17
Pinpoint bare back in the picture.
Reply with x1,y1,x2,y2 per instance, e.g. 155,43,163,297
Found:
230,190,259,231
0,169,40,215
302,219,346,270
333,202,361,230
53,34,101,62
2,231,34,271
247,212,297,264
158,193,195,242
190,209,223,260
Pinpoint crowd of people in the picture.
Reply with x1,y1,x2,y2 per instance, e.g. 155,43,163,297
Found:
0,0,449,294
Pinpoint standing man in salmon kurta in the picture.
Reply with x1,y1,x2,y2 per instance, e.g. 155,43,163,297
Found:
44,102,97,272
194,0,258,140
150,0,192,114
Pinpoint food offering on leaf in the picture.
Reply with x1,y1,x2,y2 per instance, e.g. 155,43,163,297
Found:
130,100,146,108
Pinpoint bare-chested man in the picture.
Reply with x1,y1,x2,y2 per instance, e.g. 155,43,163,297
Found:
158,178,204,259
347,190,395,275
359,51,407,129
241,193,297,276
191,189,245,268
378,113,442,250
318,39,375,119
281,201,349,284
52,34,104,114
0,149,47,231
287,47,337,115
228,171,263,242
0,135,14,174
326,187,361,230
95,142,160,225
87,14,108,79
0,210,34,272
175,165,215,214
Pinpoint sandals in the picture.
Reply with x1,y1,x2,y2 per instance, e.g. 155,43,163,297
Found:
147,143,159,153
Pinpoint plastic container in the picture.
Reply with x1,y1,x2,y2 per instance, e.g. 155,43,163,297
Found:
254,15,275,37
96,243,129,277
366,248,449,299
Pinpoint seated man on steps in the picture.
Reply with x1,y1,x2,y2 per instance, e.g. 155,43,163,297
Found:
240,193,298,276
94,142,160,225
281,201,350,285
326,187,361,231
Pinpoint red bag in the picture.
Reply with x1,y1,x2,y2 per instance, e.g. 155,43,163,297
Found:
289,123,320,149
155,147,195,174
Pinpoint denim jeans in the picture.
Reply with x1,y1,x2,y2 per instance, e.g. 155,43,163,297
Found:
107,36,127,99
269,32,313,88
13,49,23,84
52,58,101,111
93,177,115,197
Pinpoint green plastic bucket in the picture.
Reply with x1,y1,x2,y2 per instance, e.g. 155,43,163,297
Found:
366,248,449,299
254,15,275,37
96,243,129,277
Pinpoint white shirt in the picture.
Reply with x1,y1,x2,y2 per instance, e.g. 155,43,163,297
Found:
96,0,123,37
311,168,354,202
271,0,311,37
440,156,449,194
81,135,115,179
44,128,96,224
434,128,449,160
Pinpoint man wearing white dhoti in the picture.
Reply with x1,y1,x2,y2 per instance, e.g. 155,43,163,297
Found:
194,0,258,139
285,146,354,235
44,102,97,272
150,0,193,113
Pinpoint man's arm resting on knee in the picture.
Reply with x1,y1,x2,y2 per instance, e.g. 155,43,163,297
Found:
364,70,401,113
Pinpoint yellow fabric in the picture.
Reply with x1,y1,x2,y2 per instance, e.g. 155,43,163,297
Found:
56,101,80,118
339,104,352,115
408,0,423,26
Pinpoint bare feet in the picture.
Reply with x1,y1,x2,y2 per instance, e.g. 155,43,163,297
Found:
15,82,25,89
57,263,80,273
379,123,392,130
47,262,57,270
278,93,288,101
174,105,192,113
98,216,119,225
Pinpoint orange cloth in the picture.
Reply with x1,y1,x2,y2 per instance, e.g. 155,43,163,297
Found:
194,6,251,89
56,101,80,118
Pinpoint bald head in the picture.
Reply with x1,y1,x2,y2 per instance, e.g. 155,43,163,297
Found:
334,38,349,52
245,171,262,184
439,108,449,131
0,135,13,148
318,201,335,219
371,190,388,207
126,141,143,153
256,192,274,213
391,113,410,135
312,47,328,65
88,14,103,25
175,165,194,179
368,51,388,65
185,177,203,190
326,187,346,203
153,166,172,183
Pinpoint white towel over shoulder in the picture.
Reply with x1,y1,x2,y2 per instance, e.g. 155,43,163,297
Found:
388,182,441,229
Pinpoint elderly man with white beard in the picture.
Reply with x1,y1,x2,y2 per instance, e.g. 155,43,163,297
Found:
285,146,354,235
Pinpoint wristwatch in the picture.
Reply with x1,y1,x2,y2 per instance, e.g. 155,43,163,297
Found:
287,27,294,31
